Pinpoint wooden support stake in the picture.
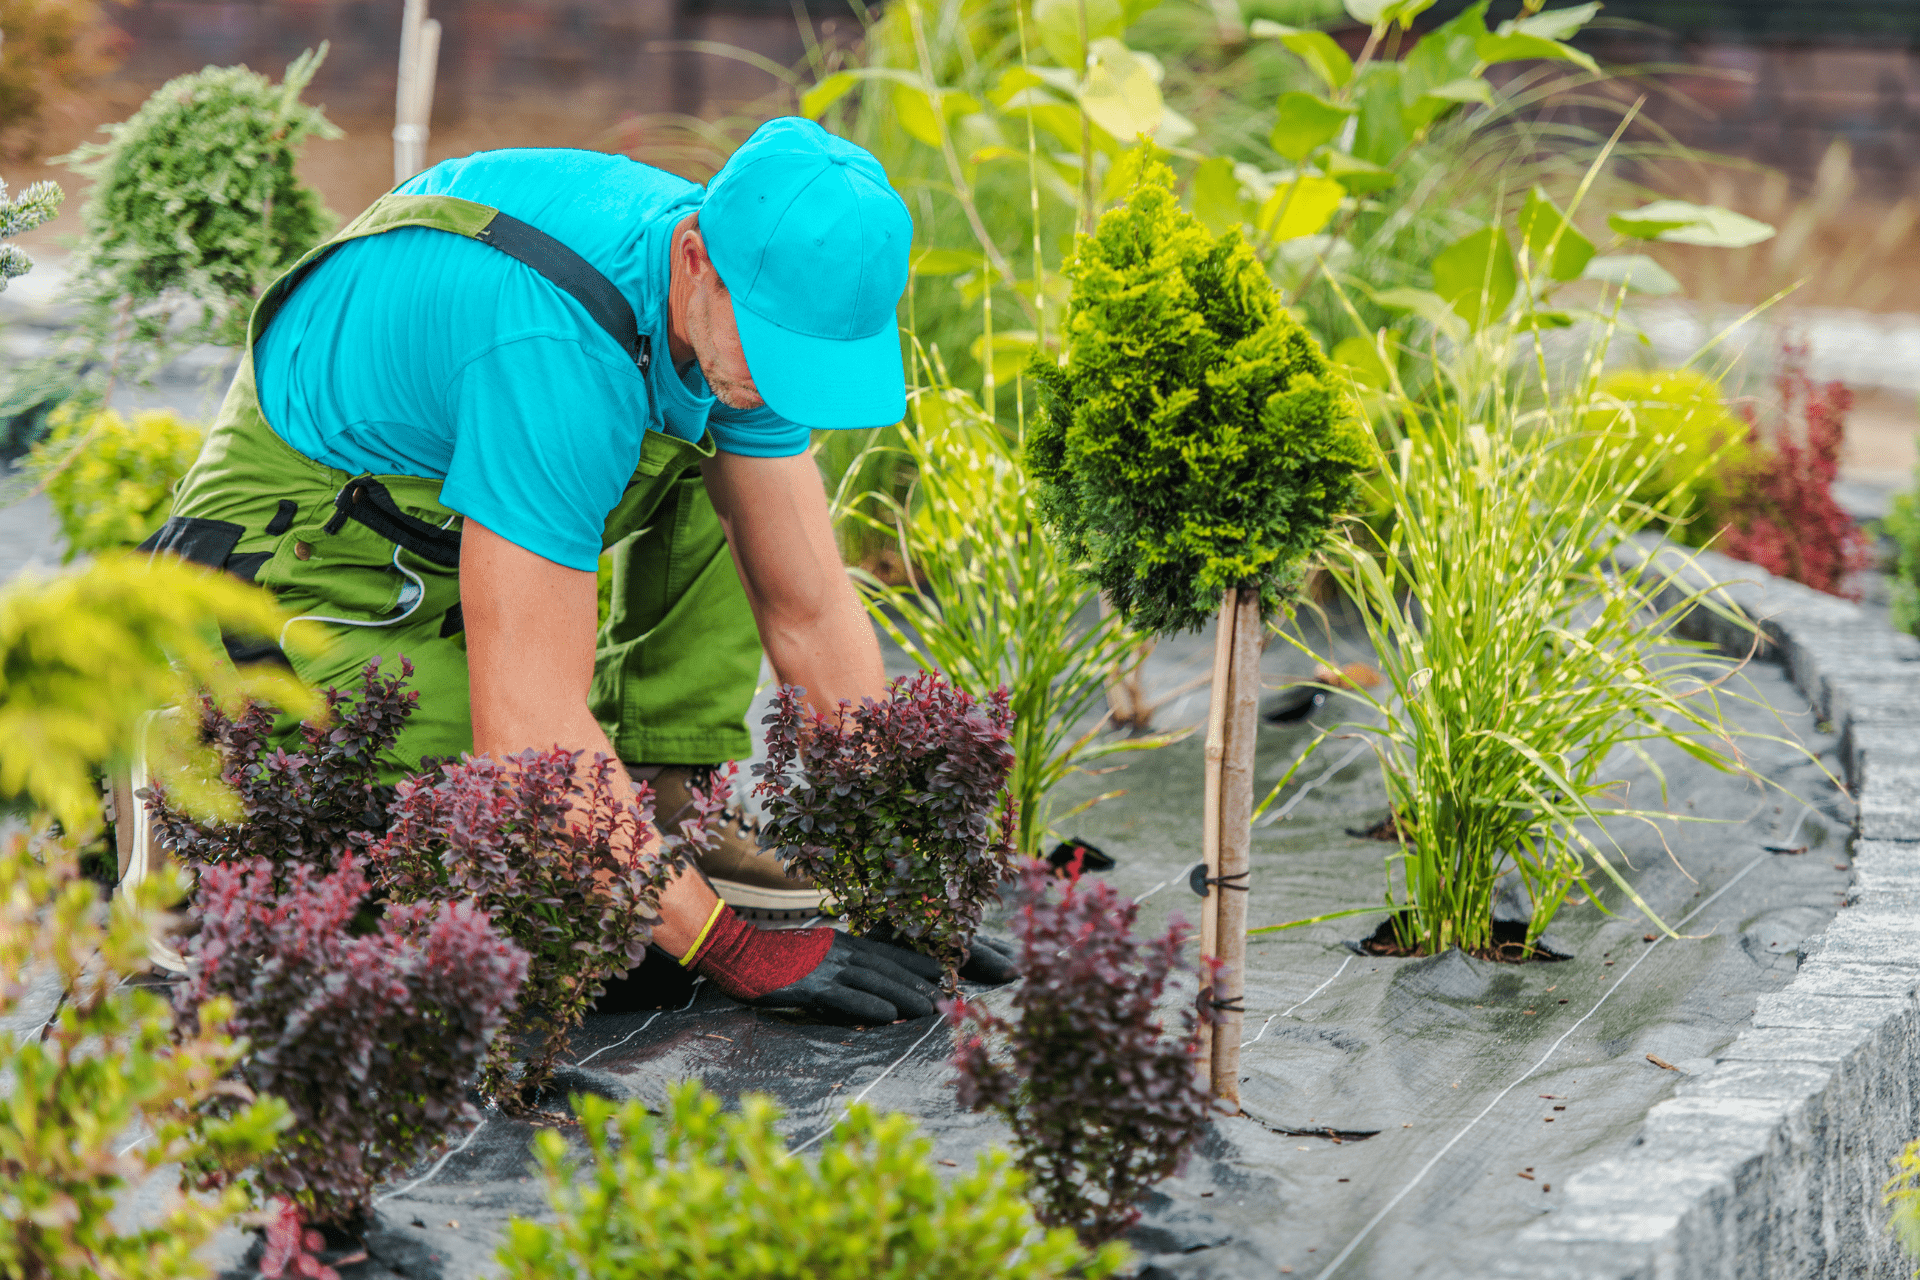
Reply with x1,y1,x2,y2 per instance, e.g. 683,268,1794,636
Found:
393,0,439,184
1209,585,1262,1109
1196,588,1234,1087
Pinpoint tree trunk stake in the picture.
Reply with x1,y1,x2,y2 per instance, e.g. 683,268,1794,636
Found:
1210,585,1262,1108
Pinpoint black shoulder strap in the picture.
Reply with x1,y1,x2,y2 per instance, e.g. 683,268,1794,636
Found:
474,212,653,374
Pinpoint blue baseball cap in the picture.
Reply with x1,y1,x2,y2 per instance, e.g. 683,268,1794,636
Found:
702,117,911,430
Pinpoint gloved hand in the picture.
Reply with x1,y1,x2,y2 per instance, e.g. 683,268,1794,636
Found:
683,904,939,1024
864,925,1021,986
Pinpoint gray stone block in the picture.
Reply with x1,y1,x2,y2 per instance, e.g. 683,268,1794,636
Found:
1828,677,1920,736
1845,722,1920,790
1857,766,1920,843
1780,957,1920,1000
1715,1025,1874,1065
1750,989,1909,1030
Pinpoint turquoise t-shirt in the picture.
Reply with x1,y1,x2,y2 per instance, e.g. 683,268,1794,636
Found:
253,148,808,572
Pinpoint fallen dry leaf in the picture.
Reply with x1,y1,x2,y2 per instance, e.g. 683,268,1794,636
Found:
1646,1053,1679,1072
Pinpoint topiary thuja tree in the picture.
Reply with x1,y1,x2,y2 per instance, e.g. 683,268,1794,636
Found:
1027,151,1368,637
1026,151,1366,1108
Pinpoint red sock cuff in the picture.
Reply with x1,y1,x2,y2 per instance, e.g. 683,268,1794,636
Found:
685,905,835,1001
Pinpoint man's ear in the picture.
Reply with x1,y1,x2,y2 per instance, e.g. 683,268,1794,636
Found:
677,219,721,288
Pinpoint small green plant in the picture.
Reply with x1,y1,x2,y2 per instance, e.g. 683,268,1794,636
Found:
843,371,1163,856
1027,150,1369,636
496,1083,1127,1280
1,839,290,1280
49,47,338,392
0,552,314,834
1889,463,1920,639
1884,1137,1920,1273
27,406,205,559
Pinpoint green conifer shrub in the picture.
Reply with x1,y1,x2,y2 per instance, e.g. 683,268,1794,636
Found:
1,840,289,1280
0,176,62,292
1027,152,1369,635
27,406,205,559
495,1083,1128,1280
55,47,339,362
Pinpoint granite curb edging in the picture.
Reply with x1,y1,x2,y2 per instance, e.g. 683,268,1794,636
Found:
1482,539,1920,1279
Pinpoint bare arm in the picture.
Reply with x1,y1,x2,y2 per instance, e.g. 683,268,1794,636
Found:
460,519,714,954
700,450,888,713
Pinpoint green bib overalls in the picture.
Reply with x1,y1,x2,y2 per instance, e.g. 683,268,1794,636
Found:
151,193,763,777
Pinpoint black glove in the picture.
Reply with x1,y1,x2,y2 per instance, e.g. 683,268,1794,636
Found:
863,926,1021,986
741,932,941,1024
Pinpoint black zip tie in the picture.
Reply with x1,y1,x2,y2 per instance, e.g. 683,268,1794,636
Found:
1189,863,1252,897
1209,994,1246,1014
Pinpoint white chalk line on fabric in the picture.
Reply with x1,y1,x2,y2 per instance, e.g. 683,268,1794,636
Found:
1243,953,1355,1049
1257,739,1371,830
787,1015,947,1156
372,978,709,1208
1311,803,1808,1280
569,978,704,1068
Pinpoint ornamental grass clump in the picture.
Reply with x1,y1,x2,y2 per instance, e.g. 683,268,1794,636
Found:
754,671,1017,982
949,860,1213,1246
1269,357,1773,959
2,840,290,1280
367,749,701,1102
176,854,527,1225
496,1082,1128,1280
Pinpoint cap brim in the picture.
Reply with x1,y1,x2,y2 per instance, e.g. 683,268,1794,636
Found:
733,300,906,430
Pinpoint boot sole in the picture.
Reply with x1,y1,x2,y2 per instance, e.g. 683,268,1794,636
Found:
709,876,837,922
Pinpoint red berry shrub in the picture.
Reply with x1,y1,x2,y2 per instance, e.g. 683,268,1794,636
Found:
367,749,700,1102
1715,348,1874,598
754,671,1017,982
177,854,526,1224
948,862,1213,1246
146,657,416,879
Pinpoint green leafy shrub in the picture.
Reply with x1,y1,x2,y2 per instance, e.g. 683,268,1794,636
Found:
841,377,1162,856
950,860,1212,1246
1,839,290,1280
755,671,1017,982
54,47,339,365
1576,369,1750,548
27,406,205,559
0,552,314,834
1028,152,1368,635
496,1083,1127,1280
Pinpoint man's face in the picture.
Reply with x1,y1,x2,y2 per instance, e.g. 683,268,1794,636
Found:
687,273,764,412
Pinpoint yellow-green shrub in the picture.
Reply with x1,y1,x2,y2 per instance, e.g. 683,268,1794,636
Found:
1577,369,1749,547
28,407,205,560
0,552,313,833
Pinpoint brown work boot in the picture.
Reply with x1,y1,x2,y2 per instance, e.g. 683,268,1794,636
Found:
628,763,834,921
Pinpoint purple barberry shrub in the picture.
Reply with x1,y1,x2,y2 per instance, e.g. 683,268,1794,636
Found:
177,854,527,1224
366,749,704,1103
145,657,417,878
754,671,1017,983
949,861,1213,1246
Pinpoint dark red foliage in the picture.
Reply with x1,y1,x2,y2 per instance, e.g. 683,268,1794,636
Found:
753,671,1017,982
258,1201,338,1280
947,861,1213,1246
1716,348,1874,598
177,855,527,1224
145,657,416,878
366,749,702,1102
